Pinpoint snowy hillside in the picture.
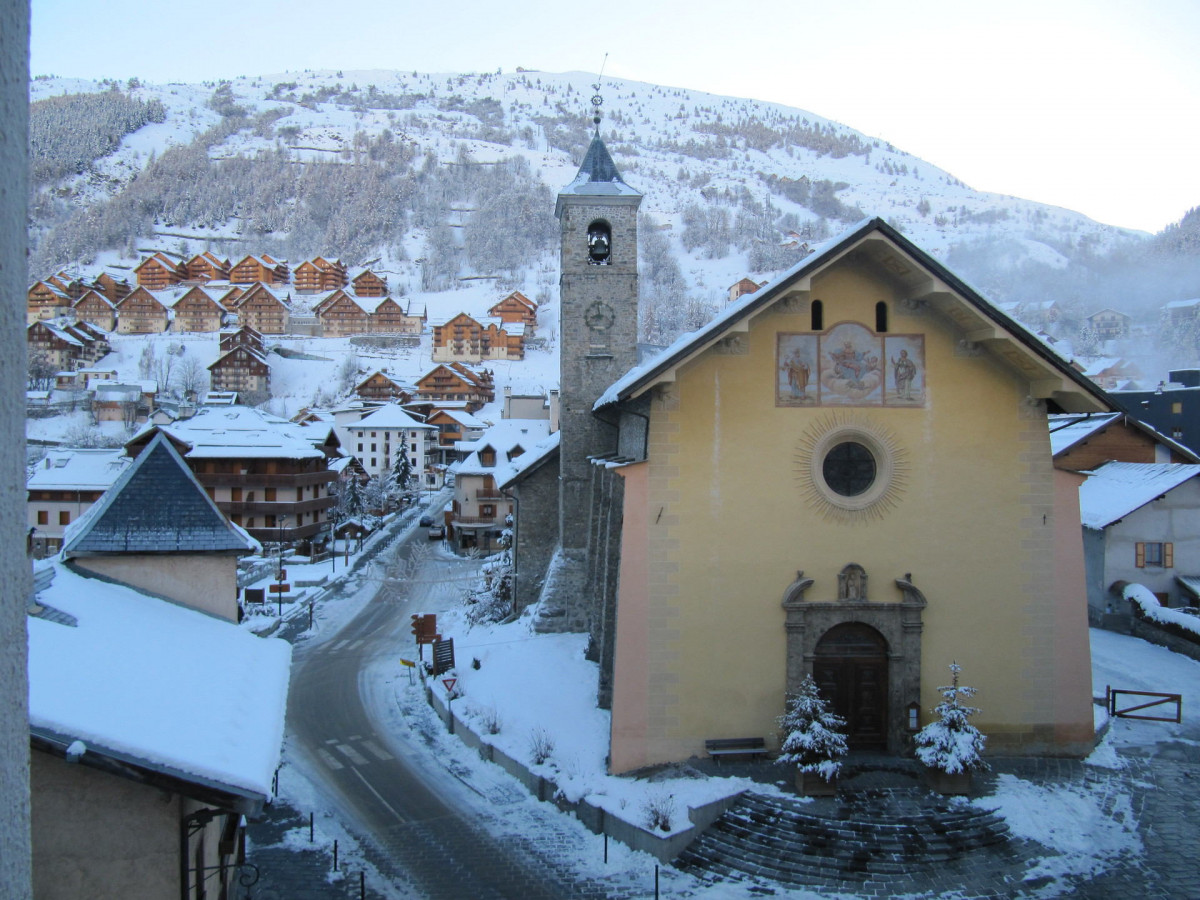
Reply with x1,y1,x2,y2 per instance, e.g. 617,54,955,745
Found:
28,69,1144,306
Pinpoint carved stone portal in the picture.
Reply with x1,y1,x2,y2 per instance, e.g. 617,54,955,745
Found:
782,569,925,753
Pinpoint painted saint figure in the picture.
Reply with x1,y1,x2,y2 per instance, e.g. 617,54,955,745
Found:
782,350,810,399
892,349,917,399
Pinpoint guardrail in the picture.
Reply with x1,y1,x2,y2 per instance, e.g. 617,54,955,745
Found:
1105,685,1182,723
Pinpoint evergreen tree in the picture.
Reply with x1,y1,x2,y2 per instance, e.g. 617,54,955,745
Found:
391,449,412,492
776,675,848,781
914,662,988,774
342,476,364,517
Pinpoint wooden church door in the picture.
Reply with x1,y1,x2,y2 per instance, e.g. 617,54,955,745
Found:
813,623,889,749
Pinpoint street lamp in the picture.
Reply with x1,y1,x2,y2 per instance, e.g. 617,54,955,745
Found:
276,515,288,617
329,511,341,573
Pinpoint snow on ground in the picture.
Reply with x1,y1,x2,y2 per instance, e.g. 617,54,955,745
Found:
267,521,1193,897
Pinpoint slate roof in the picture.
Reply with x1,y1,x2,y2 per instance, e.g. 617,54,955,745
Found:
555,134,641,214
62,432,256,556
1048,412,1200,462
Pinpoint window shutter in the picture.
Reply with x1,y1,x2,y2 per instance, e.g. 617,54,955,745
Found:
1136,542,1145,568
1165,543,1174,568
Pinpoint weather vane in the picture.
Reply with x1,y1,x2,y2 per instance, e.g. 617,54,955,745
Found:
591,52,608,134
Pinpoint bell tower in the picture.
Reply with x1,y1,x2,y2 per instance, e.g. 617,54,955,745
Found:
555,97,642,549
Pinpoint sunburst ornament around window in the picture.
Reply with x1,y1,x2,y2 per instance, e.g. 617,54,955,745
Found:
795,412,909,524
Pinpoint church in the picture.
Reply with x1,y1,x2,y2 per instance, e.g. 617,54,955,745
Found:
505,125,1112,775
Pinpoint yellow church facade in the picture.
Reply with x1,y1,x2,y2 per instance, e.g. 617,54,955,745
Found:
598,219,1111,774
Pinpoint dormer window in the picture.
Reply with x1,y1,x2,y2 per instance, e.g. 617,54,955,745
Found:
480,447,496,467
587,221,611,265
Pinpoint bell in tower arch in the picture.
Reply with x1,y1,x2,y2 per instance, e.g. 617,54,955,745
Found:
587,220,611,265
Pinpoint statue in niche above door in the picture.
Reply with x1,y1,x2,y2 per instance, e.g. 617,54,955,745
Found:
838,564,868,601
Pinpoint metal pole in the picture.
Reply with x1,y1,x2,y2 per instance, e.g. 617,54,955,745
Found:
333,840,338,872
360,871,365,899
309,812,313,843
655,865,659,899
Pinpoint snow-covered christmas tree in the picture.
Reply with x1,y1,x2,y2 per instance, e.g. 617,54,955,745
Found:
776,674,848,782
914,661,988,775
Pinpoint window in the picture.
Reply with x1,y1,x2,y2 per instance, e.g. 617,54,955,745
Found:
37,510,48,525
480,504,496,517
1136,542,1173,568
823,441,876,497
58,511,70,526
1173,402,1183,415
811,299,824,331
875,301,888,333
265,488,276,502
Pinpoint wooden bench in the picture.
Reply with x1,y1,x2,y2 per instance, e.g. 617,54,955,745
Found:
705,737,768,763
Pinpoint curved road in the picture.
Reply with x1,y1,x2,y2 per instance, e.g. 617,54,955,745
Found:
284,512,628,899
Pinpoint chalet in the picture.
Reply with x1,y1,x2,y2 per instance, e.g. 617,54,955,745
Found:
70,289,117,332
133,252,185,290
171,285,227,333
354,370,411,402
208,345,270,397
488,290,538,329
183,250,231,283
127,406,339,543
215,284,245,309
294,256,348,293
314,289,369,337
431,312,525,363
27,320,109,372
26,449,131,558
502,387,557,423
728,276,763,304
1086,308,1131,341
448,419,548,553
1081,357,1141,391
89,271,132,304
219,324,266,355
229,253,289,286
337,401,434,482
115,286,171,334
415,363,495,412
229,282,291,334
351,268,388,297
366,296,425,334
426,407,487,465
1050,411,1200,472
26,280,73,323
45,270,87,301
1163,298,1200,326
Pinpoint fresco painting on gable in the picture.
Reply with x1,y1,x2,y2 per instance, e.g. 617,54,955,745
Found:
776,324,925,408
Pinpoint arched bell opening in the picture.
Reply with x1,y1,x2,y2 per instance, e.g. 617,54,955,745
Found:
587,220,612,265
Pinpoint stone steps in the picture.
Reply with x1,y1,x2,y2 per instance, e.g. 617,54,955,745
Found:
675,789,1017,889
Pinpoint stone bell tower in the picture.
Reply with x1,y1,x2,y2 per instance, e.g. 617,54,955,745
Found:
555,109,642,550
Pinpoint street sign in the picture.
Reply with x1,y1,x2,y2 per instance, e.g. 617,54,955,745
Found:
268,583,290,594
432,637,455,676
244,588,265,603
277,569,287,581
442,678,457,694
399,658,415,668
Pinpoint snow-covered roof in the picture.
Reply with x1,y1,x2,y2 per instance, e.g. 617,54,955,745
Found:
1078,462,1200,529
1048,412,1200,463
455,419,551,480
595,218,1113,415
555,134,641,213
498,431,560,490
430,408,487,428
28,449,131,491
132,406,327,460
28,561,290,806
1164,298,1200,309
349,401,433,431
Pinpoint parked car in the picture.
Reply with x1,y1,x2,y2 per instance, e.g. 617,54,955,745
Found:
419,515,434,527
427,524,445,540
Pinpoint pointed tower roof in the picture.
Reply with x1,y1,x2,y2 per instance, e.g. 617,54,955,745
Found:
62,432,257,556
556,133,641,216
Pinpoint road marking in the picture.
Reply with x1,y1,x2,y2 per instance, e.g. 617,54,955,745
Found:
360,739,394,761
348,765,407,822
336,743,369,765
316,748,344,770
347,639,365,650
330,640,348,650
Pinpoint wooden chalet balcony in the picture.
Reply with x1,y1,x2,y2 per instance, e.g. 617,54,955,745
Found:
452,515,502,525
246,521,323,541
196,470,336,488
220,496,334,515
475,489,505,500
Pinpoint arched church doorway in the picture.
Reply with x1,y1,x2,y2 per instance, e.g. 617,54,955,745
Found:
813,623,889,749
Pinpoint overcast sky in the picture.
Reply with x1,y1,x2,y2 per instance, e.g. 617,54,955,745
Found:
30,0,1200,234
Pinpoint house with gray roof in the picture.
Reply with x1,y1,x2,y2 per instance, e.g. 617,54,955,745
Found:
64,432,258,620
